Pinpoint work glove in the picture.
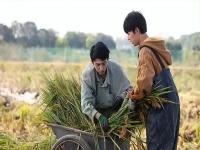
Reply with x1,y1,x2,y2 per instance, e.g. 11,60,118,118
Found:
98,114,109,132
112,96,124,111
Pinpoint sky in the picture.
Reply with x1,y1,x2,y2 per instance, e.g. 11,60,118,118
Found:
0,0,200,39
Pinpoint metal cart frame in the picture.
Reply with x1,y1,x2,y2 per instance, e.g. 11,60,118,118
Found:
48,123,130,150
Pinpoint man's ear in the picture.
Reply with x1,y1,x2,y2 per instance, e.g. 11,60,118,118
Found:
132,27,139,34
135,27,140,33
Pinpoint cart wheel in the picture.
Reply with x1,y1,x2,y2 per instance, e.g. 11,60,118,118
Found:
52,135,91,150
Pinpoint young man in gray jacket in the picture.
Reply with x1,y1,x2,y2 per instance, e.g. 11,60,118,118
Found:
81,41,130,132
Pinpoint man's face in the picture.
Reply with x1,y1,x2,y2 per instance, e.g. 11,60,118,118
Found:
93,59,108,76
127,29,140,46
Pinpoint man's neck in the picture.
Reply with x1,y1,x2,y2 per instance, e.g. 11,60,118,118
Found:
97,69,107,79
139,33,148,45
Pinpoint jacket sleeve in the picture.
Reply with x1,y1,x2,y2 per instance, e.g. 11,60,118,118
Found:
130,48,155,100
81,72,98,120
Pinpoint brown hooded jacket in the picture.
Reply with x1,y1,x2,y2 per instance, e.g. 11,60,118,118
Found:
128,37,172,100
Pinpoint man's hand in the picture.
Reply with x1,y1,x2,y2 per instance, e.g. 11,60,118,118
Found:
112,96,124,111
98,114,109,132
128,89,144,100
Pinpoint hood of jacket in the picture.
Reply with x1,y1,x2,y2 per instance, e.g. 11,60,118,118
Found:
140,37,172,65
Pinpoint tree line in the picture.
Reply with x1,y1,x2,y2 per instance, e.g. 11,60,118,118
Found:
0,21,116,49
0,21,200,51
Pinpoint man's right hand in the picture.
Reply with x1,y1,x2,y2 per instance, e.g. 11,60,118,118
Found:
98,114,109,132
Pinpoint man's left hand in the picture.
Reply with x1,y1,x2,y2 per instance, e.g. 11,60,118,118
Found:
128,90,144,100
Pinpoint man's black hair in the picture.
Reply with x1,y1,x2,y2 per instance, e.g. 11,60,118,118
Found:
90,42,110,62
123,11,147,34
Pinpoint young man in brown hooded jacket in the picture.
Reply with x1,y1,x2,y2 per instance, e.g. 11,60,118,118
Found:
123,11,180,150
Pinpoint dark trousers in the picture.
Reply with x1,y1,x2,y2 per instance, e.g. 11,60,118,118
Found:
146,69,180,150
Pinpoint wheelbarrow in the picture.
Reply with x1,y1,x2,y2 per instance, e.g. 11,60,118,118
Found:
48,123,130,150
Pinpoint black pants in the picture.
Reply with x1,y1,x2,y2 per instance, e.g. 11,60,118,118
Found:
146,69,180,150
